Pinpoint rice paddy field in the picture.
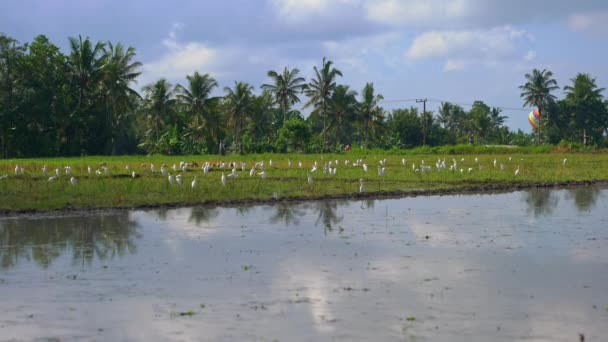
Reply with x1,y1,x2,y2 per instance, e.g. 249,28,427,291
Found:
1,151,607,212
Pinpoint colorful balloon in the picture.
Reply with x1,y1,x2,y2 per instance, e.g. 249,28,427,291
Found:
528,109,540,130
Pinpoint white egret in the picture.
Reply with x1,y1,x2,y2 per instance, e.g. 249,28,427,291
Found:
168,173,174,185
0,174,8,180
161,165,167,175
228,168,238,178
176,174,183,185
42,165,48,176
151,163,156,173
402,158,407,166
563,158,568,166
48,175,57,182
65,166,72,175
241,162,247,172
468,167,473,173
96,169,102,175
363,164,369,173
514,166,520,176
87,166,92,174
125,165,130,171
249,168,256,177
221,172,227,186
259,171,267,179
359,179,365,193
298,161,302,168
70,177,77,186
307,173,313,184
493,159,497,168
287,159,292,168
191,176,197,189
14,165,19,175
55,168,60,176
132,171,136,178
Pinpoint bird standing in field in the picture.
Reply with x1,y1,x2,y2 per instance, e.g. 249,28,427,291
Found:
132,171,136,178
221,172,227,186
55,168,60,176
249,168,256,177
563,158,568,166
307,173,313,185
168,173,174,185
359,179,365,193
42,165,48,176
70,177,77,186
191,176,197,189
176,174,183,185
514,165,520,176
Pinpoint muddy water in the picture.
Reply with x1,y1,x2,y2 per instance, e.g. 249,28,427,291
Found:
1,187,607,341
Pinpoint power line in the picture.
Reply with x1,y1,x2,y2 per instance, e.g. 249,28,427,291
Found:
380,98,534,112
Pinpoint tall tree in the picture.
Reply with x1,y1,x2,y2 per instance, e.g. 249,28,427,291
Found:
519,68,559,144
67,35,105,109
563,73,606,145
328,85,358,146
261,67,306,127
142,79,176,141
223,81,253,154
176,72,219,140
358,82,384,148
304,57,342,150
0,34,25,157
100,42,142,154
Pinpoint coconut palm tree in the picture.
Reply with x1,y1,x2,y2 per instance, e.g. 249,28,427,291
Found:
328,85,358,145
358,82,383,148
223,81,254,153
176,72,219,140
100,42,142,154
67,35,106,109
261,67,307,127
564,73,606,144
519,68,559,144
304,57,342,150
142,79,176,141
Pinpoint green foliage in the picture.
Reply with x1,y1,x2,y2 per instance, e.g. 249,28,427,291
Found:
1,33,607,158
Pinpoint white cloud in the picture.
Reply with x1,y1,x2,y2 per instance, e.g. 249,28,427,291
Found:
405,26,531,71
141,24,232,87
270,0,361,22
443,59,466,71
523,50,536,61
366,0,472,26
569,11,608,33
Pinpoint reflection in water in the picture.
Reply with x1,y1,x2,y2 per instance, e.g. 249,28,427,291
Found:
188,206,219,226
0,212,140,270
312,200,345,234
269,202,307,226
522,188,559,217
566,186,602,212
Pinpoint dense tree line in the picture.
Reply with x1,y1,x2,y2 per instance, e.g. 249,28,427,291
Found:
1,33,607,157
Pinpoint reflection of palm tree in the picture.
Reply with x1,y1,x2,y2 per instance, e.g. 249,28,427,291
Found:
0,212,140,270
310,200,345,234
269,202,307,226
188,207,219,226
523,189,559,217
566,186,602,212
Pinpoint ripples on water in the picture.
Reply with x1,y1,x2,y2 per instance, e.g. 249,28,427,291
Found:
1,187,607,341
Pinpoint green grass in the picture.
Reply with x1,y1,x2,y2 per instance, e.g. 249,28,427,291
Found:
0,151,607,212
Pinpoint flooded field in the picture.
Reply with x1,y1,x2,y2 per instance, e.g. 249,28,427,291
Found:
1,186,607,341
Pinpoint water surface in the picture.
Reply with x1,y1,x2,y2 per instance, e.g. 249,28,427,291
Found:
1,186,607,341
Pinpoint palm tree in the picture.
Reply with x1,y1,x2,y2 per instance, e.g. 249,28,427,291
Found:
67,35,106,109
176,72,219,138
142,79,176,141
358,82,384,148
563,73,606,144
304,57,342,150
223,81,254,153
519,68,559,144
100,42,142,154
261,67,307,127
328,85,358,145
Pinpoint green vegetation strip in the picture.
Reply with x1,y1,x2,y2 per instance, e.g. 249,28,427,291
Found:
1,152,607,213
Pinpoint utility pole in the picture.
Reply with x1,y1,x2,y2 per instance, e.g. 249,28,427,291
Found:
416,98,427,146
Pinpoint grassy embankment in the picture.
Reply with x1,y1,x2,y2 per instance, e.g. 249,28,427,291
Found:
0,148,607,212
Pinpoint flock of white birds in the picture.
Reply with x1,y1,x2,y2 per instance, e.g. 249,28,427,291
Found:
0,155,562,194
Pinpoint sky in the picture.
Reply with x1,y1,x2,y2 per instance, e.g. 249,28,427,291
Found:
2,0,608,132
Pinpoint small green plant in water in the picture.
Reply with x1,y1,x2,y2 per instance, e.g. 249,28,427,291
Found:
242,265,253,271
406,316,416,322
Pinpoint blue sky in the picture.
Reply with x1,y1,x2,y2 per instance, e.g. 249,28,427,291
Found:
2,0,607,131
